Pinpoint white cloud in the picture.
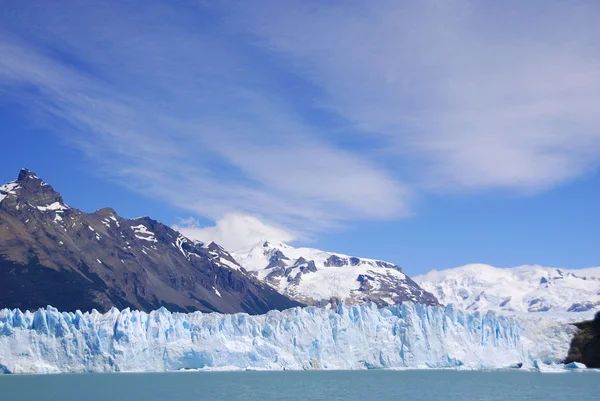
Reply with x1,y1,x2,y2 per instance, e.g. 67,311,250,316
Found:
174,214,296,252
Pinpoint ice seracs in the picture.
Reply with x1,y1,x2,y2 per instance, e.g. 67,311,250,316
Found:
0,303,582,374
231,241,439,307
415,264,600,313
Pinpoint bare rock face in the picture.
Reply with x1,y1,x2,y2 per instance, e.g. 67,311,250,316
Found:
0,169,301,314
565,312,600,368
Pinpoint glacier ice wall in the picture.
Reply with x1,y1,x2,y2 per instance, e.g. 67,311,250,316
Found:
0,303,576,373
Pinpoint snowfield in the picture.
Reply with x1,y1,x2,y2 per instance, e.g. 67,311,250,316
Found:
0,303,587,374
415,264,600,313
232,241,437,307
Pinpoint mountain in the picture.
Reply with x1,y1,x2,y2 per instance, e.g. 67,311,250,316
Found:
415,264,600,313
231,240,439,307
0,303,577,373
0,169,300,314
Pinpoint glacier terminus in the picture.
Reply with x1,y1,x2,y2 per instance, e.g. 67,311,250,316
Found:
0,303,581,374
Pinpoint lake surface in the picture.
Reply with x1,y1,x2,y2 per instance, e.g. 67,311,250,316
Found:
1,370,598,401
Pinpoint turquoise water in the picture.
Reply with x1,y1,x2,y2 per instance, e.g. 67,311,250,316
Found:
1,370,598,401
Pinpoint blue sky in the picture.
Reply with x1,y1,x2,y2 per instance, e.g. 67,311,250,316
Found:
0,0,599,275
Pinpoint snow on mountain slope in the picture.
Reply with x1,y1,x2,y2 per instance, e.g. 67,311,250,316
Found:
415,264,600,313
231,241,438,307
0,303,582,373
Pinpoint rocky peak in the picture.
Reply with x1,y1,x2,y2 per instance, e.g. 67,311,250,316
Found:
94,207,117,217
11,168,65,208
16,168,39,182
207,242,225,252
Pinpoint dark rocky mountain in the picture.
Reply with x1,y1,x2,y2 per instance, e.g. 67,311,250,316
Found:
0,169,301,314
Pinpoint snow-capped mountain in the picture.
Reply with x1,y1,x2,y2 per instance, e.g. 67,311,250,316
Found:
0,303,581,373
0,169,299,314
415,264,600,313
231,240,438,307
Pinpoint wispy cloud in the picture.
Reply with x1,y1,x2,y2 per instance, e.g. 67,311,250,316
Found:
0,0,409,234
1,0,599,237
230,0,600,191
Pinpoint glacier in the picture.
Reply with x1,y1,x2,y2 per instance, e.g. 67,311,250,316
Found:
0,303,579,374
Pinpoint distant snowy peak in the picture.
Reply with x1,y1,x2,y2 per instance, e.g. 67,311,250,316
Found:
415,264,600,313
232,241,439,307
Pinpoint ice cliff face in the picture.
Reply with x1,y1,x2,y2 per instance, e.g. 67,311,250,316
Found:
0,303,577,374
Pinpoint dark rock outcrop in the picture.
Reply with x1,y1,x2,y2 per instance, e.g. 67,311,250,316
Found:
564,311,600,368
324,254,347,267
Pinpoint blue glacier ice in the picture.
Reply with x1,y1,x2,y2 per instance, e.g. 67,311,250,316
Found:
0,303,577,373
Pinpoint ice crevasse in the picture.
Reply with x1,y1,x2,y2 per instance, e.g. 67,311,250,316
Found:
0,303,576,373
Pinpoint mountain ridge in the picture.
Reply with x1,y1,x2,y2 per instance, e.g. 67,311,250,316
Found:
0,168,300,314
231,240,439,307
3,168,596,316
